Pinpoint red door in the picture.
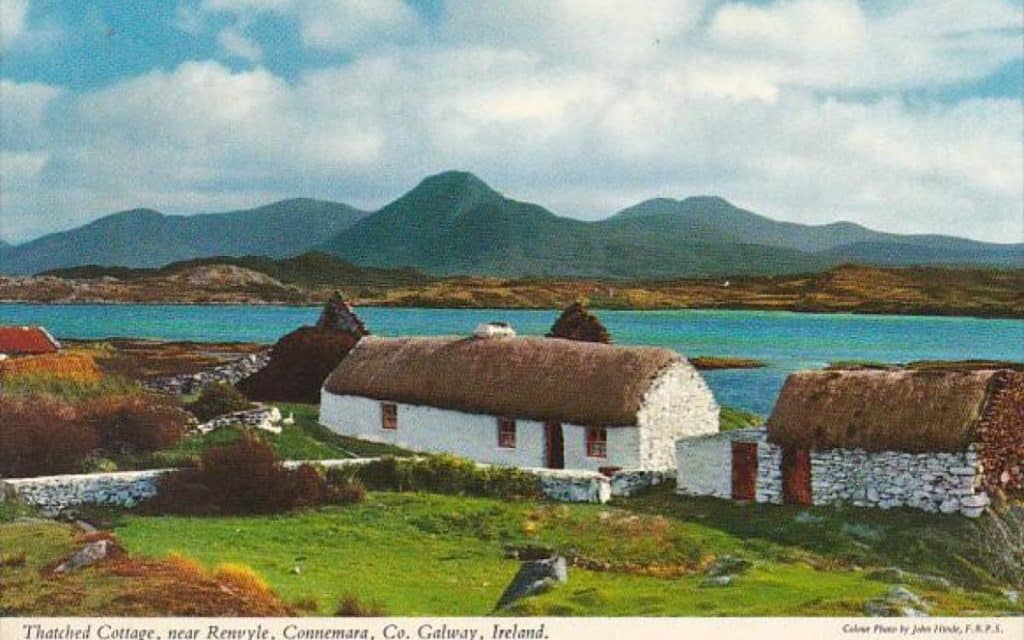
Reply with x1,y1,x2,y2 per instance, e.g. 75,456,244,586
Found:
782,447,813,505
544,422,564,469
731,441,758,501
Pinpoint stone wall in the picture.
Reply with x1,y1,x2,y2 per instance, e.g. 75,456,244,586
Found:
146,351,270,395
1,457,615,513
0,469,172,516
197,405,283,435
676,427,989,517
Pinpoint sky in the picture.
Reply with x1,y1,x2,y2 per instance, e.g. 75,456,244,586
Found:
1,0,1021,244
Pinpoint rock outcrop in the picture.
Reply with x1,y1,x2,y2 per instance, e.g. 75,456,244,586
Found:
546,301,611,343
237,293,367,403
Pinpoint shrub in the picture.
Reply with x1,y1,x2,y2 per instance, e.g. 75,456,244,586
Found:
81,455,119,473
214,563,274,598
148,436,327,515
0,396,99,477
335,595,387,617
289,464,327,508
82,395,189,452
144,468,217,516
186,382,253,422
200,436,292,514
325,476,368,505
355,456,414,491
350,455,541,501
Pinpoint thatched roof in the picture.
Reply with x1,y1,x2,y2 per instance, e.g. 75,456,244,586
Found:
323,336,686,426
767,369,1001,452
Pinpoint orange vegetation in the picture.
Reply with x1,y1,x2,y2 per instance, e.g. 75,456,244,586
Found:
0,352,101,382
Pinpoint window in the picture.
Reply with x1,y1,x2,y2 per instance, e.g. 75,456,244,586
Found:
497,418,516,448
381,403,397,430
585,427,607,458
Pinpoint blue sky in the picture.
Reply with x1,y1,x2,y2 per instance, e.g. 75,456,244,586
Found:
2,0,1021,243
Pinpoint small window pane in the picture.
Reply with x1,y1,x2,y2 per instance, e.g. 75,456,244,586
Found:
382,403,397,430
498,418,516,448
586,427,607,458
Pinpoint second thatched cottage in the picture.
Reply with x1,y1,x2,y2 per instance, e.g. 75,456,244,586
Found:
676,366,1023,517
319,325,719,471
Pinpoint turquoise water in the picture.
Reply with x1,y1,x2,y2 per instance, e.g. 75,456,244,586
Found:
2,304,1021,415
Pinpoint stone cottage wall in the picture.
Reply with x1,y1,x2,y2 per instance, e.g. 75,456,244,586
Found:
637,361,720,471
676,427,989,517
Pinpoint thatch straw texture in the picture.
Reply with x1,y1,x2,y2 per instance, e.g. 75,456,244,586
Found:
323,336,684,426
767,369,1000,452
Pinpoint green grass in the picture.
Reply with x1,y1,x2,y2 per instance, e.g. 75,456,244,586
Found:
107,490,1022,617
719,406,763,432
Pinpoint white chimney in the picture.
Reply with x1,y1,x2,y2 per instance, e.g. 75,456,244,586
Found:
473,322,516,338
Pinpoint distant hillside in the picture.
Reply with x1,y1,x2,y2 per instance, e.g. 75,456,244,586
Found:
5,170,1021,278
10,259,1023,318
42,252,435,289
0,199,368,275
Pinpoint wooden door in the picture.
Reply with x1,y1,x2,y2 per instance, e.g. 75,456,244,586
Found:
731,441,758,501
782,447,813,505
544,422,564,469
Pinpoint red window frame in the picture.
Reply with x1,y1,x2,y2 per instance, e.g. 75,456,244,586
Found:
585,427,607,458
497,418,517,448
381,403,398,430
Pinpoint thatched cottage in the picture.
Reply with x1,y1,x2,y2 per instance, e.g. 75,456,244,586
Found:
676,367,1023,517
320,328,719,471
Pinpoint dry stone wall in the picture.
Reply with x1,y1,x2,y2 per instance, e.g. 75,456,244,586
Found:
0,469,171,516
1,458,619,514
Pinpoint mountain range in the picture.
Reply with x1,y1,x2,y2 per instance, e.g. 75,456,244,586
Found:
0,199,367,275
1,171,1019,278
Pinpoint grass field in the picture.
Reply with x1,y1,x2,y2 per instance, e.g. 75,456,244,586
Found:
81,488,1021,617
2,489,1020,617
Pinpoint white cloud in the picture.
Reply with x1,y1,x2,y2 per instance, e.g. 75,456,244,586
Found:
706,0,1020,91
1,0,1021,243
710,0,868,55
1,0,60,51
217,25,262,60
0,0,29,46
199,0,422,52
296,0,420,51
443,0,710,65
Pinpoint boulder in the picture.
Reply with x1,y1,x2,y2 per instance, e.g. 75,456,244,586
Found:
55,539,118,573
495,557,568,611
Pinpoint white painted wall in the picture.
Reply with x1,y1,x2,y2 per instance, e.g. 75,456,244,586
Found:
637,361,720,470
320,391,641,470
562,423,639,472
675,433,733,498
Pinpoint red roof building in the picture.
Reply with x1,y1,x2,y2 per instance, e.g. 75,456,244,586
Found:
0,326,61,356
